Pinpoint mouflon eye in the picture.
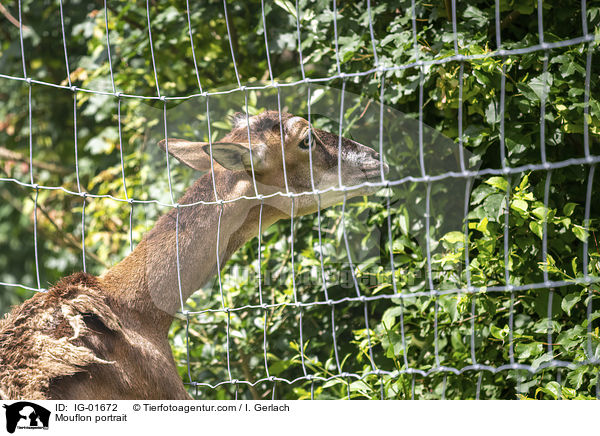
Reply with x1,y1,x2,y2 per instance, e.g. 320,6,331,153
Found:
299,135,312,150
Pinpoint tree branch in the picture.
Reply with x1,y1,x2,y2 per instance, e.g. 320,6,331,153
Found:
443,0,452,22
236,350,261,400
0,1,30,31
0,146,70,175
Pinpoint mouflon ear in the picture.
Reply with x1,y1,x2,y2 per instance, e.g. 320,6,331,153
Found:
157,138,214,171
201,142,268,173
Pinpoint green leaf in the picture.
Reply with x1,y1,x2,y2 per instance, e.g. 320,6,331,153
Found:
438,295,459,322
484,177,508,192
471,183,496,204
483,193,506,221
214,122,233,133
560,387,577,399
322,378,344,389
515,342,542,359
511,199,528,213
529,221,543,239
528,73,553,101
274,0,297,19
534,290,562,318
563,203,577,216
338,36,362,63
156,6,179,24
531,352,554,371
536,381,561,399
463,5,487,26
473,70,491,87
561,293,581,316
532,206,548,220
567,367,586,390
517,82,539,102
85,137,112,155
441,231,465,245
490,324,508,340
519,174,530,191
349,380,371,393
476,217,489,234
572,225,589,242
382,306,404,328
485,100,500,125
398,210,409,236
268,359,291,376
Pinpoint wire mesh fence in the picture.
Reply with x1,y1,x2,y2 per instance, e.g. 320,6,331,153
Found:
0,0,599,399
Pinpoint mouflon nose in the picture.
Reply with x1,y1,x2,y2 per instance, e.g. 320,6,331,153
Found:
368,152,389,174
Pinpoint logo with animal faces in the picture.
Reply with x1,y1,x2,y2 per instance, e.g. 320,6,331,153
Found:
2,402,50,433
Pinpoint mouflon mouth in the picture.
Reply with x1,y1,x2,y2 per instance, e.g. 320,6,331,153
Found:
362,162,389,182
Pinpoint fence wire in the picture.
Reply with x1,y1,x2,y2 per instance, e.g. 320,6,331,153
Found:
1,0,599,399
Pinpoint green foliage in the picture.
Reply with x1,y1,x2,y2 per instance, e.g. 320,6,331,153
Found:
1,0,600,399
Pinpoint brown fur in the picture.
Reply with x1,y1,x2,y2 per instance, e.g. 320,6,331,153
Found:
0,272,190,400
0,273,122,399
